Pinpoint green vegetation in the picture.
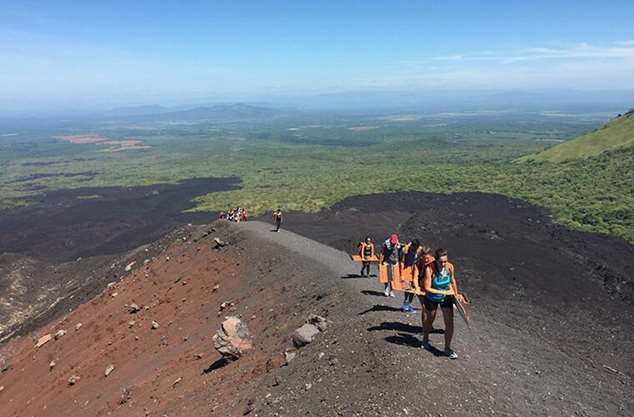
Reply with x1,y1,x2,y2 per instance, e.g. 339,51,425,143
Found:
1,110,632,243
520,111,634,162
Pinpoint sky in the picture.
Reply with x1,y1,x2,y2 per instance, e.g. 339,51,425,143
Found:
1,0,634,113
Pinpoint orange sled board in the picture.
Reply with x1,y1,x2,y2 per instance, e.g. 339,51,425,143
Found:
400,264,418,282
350,254,380,263
378,263,404,284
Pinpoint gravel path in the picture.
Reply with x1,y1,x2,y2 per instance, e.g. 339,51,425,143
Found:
239,220,377,295
238,220,632,417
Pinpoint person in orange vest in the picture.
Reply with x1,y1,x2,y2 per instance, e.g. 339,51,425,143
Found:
380,233,402,297
400,239,422,312
358,236,375,277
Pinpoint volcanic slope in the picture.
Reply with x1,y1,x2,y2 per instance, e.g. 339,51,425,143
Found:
521,109,634,162
0,193,632,417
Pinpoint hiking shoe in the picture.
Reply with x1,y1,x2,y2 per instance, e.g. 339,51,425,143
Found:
383,288,391,297
389,291,395,297
421,340,430,350
446,349,458,360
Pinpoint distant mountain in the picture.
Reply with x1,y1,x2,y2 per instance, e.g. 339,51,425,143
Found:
131,103,292,122
105,105,171,117
271,89,634,113
520,109,634,162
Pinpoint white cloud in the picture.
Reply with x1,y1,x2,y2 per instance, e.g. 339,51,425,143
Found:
427,42,634,65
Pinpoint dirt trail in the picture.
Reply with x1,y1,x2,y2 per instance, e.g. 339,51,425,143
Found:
239,220,632,417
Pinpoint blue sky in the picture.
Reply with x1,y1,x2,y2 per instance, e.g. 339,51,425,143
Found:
1,0,634,111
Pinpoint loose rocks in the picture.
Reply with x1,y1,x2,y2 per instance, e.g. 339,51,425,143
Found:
35,334,52,348
292,324,320,348
67,375,80,386
54,329,67,340
307,314,329,331
292,315,329,348
213,237,226,249
283,350,297,365
1,356,11,373
213,316,253,361
128,303,141,314
105,364,115,377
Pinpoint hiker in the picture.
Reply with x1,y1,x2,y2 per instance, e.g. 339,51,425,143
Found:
242,207,249,222
414,246,435,327
358,236,375,277
400,239,421,312
420,248,465,359
380,233,402,297
273,208,283,232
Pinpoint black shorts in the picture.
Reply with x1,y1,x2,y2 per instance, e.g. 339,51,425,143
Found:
422,296,453,311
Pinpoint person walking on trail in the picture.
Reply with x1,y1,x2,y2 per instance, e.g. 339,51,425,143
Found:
414,246,435,329
272,208,283,232
420,248,465,359
380,233,402,297
401,239,421,312
358,236,375,277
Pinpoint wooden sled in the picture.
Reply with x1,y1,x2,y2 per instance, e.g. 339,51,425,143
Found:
400,263,418,282
379,261,419,286
378,263,403,284
350,254,380,263
453,296,470,328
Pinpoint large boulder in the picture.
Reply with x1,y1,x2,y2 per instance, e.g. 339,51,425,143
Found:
292,323,321,348
213,316,253,360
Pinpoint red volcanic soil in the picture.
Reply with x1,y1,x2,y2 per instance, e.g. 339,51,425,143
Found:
55,135,108,144
0,177,241,341
0,222,298,417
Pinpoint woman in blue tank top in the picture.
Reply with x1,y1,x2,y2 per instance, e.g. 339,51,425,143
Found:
421,248,465,359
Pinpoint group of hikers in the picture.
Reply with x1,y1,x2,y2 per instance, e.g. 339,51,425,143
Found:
218,207,249,222
358,234,467,359
218,207,283,232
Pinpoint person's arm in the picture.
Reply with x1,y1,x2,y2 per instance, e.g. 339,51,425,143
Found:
423,266,455,296
370,243,375,258
414,263,425,293
358,243,365,258
449,264,465,302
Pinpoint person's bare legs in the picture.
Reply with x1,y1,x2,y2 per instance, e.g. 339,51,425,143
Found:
441,306,454,352
422,307,436,346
